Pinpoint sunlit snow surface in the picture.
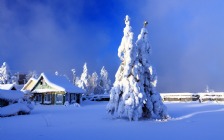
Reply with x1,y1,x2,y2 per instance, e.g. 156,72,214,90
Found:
1,101,224,140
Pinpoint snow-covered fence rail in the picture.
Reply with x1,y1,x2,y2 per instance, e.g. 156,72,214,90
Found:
161,92,224,103
198,92,224,102
161,93,199,102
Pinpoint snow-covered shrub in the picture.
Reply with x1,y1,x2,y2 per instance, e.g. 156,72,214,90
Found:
74,103,80,107
64,101,69,106
0,62,12,84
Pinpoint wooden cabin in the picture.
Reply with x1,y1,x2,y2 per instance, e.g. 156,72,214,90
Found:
27,73,85,105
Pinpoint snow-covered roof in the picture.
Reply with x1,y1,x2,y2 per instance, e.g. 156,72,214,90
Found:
0,89,24,101
0,84,16,90
21,77,37,92
32,73,85,94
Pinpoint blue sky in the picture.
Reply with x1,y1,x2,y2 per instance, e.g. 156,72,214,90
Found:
0,0,224,92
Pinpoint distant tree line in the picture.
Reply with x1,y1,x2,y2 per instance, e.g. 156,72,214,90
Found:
72,63,111,95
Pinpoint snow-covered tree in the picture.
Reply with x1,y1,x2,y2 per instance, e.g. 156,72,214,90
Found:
11,72,19,84
71,68,80,86
75,76,80,86
0,62,12,84
26,71,39,81
98,66,111,94
88,72,98,94
71,69,77,85
107,15,169,121
77,63,89,92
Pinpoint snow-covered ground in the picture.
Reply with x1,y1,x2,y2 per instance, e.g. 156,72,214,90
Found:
1,101,224,140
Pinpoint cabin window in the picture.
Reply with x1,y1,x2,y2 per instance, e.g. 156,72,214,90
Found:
44,94,52,104
35,94,42,103
40,79,43,85
56,94,63,104
71,94,76,102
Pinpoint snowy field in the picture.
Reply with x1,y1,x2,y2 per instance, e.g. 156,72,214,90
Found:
1,101,224,140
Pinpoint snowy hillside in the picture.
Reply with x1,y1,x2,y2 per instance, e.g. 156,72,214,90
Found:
1,101,224,140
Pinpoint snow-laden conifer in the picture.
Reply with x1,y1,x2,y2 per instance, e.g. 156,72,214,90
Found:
77,63,89,91
26,71,38,81
88,72,98,94
71,68,77,85
0,62,12,84
107,15,169,121
99,66,111,94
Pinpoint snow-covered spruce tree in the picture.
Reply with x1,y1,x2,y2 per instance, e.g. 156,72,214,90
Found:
77,63,89,93
71,68,80,87
0,62,12,84
107,15,168,121
98,66,111,94
26,71,39,81
11,72,19,84
71,68,77,85
88,72,98,94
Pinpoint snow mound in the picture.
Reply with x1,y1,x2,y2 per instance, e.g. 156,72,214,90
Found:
0,103,32,117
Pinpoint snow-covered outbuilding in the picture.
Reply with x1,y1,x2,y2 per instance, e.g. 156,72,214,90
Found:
0,84,17,90
29,73,85,105
0,89,33,117
0,89,23,107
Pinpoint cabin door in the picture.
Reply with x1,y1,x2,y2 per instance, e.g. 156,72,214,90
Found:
76,94,81,104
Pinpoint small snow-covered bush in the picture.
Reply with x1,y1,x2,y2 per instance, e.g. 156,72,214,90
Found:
74,103,80,107
64,101,69,106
